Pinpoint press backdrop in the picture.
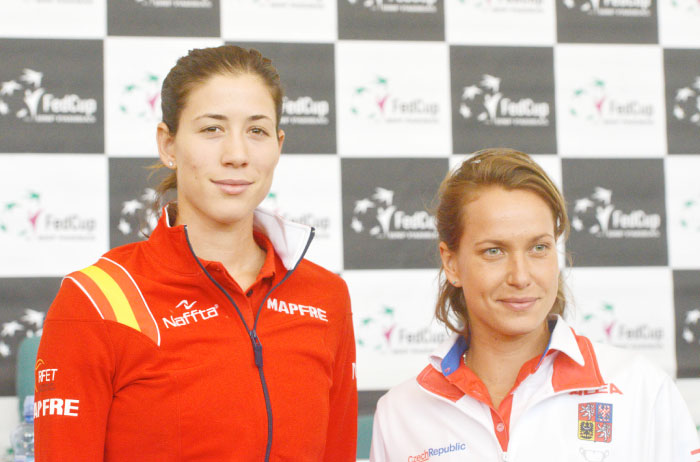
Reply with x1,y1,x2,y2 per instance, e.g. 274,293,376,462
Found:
1,0,699,449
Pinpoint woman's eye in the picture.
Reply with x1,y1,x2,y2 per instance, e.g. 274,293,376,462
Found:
202,126,221,133
532,243,549,253
484,248,502,256
250,127,269,136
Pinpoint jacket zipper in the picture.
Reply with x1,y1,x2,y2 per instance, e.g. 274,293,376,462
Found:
184,224,315,462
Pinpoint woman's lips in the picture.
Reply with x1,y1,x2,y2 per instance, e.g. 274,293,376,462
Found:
499,297,538,311
212,179,252,195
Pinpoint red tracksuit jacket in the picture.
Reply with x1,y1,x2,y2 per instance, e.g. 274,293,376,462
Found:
34,208,358,461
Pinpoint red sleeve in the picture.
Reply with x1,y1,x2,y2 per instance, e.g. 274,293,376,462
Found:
34,278,115,462
323,284,358,461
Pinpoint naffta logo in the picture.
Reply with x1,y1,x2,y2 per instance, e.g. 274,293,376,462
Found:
569,78,654,124
571,187,661,239
162,300,219,328
355,305,447,354
0,191,97,241
117,188,159,238
281,95,330,126
672,78,700,127
408,443,468,461
562,0,651,16
119,73,162,121
0,69,97,124
351,187,437,240
459,74,550,127
133,0,213,7
680,307,700,346
350,76,439,123
581,301,663,348
347,0,438,13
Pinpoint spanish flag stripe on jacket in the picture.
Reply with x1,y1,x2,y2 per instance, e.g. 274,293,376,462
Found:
94,258,159,345
67,270,117,323
79,265,140,332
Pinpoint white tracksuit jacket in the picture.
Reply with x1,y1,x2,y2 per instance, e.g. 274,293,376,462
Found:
370,317,700,462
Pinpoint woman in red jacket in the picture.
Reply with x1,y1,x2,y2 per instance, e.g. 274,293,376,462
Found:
35,45,357,462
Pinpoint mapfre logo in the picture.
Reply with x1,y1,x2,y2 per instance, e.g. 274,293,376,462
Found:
350,76,439,123
569,78,654,125
117,188,159,239
562,0,651,16
347,0,438,13
671,78,700,127
0,190,98,241
0,69,97,124
133,0,213,7
351,187,437,240
571,187,661,239
266,297,329,322
459,74,550,127
162,299,219,329
281,95,330,126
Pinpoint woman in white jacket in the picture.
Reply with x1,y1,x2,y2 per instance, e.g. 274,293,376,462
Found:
370,148,700,462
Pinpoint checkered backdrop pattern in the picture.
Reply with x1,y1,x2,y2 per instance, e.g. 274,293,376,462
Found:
1,0,700,439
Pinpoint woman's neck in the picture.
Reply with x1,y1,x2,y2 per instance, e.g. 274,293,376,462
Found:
464,322,550,410
175,209,266,292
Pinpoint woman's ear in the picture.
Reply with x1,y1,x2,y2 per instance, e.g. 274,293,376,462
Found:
439,241,462,287
156,122,176,169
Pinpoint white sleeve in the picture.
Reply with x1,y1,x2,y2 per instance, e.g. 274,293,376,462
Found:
647,375,700,461
369,398,388,462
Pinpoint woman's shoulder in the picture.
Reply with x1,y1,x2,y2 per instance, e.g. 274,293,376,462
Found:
294,258,348,290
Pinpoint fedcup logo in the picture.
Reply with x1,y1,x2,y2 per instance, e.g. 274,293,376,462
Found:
355,304,447,354
356,305,396,351
459,74,550,127
281,95,330,126
119,73,162,122
350,76,439,122
0,190,97,241
262,191,332,238
0,69,97,124
133,0,213,7
0,191,42,238
671,77,700,127
347,0,438,13
562,0,652,16
581,301,663,347
117,188,159,239
669,0,700,14
679,192,700,232
457,0,544,12
571,187,661,239
0,309,44,359
680,307,700,346
351,187,437,240
569,78,654,125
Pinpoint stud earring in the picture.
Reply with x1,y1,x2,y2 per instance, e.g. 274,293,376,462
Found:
168,161,174,167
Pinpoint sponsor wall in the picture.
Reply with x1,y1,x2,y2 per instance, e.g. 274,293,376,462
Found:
1,0,700,450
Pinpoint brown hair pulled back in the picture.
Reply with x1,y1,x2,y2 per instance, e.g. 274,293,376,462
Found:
153,45,284,209
435,148,570,336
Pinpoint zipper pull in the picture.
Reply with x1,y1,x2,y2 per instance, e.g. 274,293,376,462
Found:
250,331,263,369
501,451,509,462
